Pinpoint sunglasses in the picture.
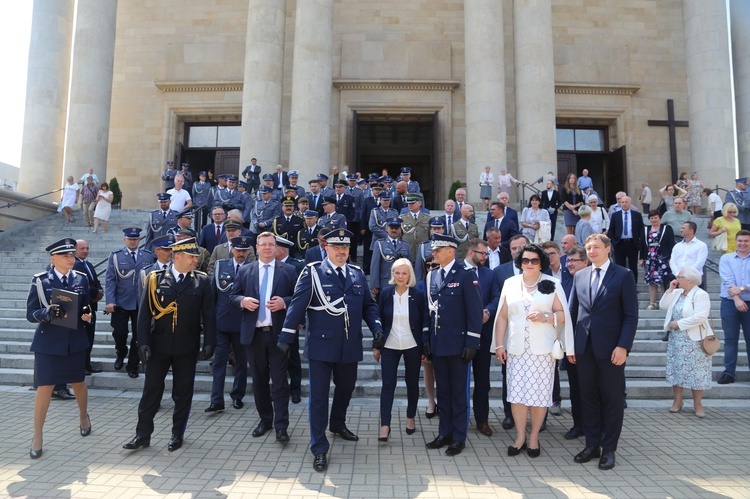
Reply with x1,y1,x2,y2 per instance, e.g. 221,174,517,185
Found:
521,258,541,265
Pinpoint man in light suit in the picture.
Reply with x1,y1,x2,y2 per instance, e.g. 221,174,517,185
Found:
230,232,298,443
463,238,499,437
567,233,638,471
608,196,644,282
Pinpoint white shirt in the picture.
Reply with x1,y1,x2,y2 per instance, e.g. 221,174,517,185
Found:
707,192,723,213
53,268,73,283
167,188,192,211
589,259,611,295
256,260,275,327
551,266,563,281
170,266,185,281
670,237,708,276
384,289,417,351
487,246,502,270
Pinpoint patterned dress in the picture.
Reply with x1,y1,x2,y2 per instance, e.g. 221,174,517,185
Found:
643,228,670,285
665,295,712,390
686,180,703,207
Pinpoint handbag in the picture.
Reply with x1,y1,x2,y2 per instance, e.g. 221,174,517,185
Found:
711,231,728,252
692,294,720,355
551,339,565,360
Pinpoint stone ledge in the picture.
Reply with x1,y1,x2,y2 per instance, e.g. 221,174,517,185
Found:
333,78,461,92
555,82,641,95
154,80,243,92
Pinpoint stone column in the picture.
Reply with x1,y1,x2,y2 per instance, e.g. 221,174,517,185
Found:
18,0,74,197
239,0,287,173
464,0,506,205
287,0,333,182
731,0,750,178
63,0,118,185
683,0,736,188
513,0,557,191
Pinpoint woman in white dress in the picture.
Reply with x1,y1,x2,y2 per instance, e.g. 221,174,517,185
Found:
520,194,550,242
59,176,80,224
492,244,572,458
93,182,113,233
587,194,609,233
479,166,494,211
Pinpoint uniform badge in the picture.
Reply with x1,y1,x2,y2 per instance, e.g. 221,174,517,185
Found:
448,282,459,288
221,280,227,287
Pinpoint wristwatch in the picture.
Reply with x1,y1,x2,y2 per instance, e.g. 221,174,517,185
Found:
543,313,550,322
742,285,747,292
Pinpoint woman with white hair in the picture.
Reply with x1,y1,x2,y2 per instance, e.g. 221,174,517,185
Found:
659,267,712,418
497,167,521,199
574,205,594,245
479,166,494,211
59,176,80,224
375,258,427,442
587,195,609,233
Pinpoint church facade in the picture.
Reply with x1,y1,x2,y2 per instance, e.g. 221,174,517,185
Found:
19,0,748,210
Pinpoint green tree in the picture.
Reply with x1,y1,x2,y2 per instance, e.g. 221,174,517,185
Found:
109,177,122,207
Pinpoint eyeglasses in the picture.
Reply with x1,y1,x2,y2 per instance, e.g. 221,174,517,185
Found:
521,258,541,265
567,258,585,263
472,250,488,256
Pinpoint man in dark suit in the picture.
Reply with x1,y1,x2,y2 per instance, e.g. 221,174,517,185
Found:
497,191,519,229
230,232,297,443
273,164,289,190
360,184,385,273
484,201,520,249
198,206,227,254
307,179,325,215
567,233,638,470
333,180,357,256
124,237,216,452
424,234,483,457
463,238,499,437
74,239,103,375
297,210,321,259
304,228,331,264
242,157,262,194
539,179,562,241
278,229,383,472
608,195,643,282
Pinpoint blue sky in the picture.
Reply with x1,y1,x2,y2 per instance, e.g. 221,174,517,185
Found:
0,1,32,167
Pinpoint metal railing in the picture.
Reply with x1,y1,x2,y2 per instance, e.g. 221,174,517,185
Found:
517,182,542,210
0,187,63,210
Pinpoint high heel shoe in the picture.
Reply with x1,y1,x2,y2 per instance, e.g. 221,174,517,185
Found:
378,427,391,443
405,426,416,435
669,402,684,413
527,444,541,458
425,405,438,419
80,414,92,437
30,448,43,459
507,441,527,456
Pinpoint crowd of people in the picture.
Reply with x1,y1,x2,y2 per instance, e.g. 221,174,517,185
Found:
29,164,750,473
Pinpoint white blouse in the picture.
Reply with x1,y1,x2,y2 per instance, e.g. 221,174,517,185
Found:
479,172,494,186
384,289,417,350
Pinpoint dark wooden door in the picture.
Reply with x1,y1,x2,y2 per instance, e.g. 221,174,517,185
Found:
557,153,577,182
605,146,626,205
215,150,240,177
351,110,358,171
430,111,439,207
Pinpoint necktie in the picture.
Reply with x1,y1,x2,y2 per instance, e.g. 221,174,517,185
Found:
392,239,397,250
313,195,318,207
163,211,167,219
130,251,136,261
336,267,346,287
216,226,221,241
287,217,291,223
337,195,341,203
447,215,452,225
623,211,629,238
440,269,446,285
496,219,500,229
591,268,601,300
61,275,68,288
234,264,239,276
259,264,269,322
178,273,184,283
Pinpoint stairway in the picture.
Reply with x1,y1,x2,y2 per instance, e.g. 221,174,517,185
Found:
0,210,746,399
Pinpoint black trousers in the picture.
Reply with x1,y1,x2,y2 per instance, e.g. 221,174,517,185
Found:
111,308,139,371
362,232,373,273
85,317,96,368
136,350,198,438
614,239,639,282
246,328,289,430
433,354,470,443
379,346,421,426
577,337,625,451
288,335,302,396
349,222,360,259
308,360,357,456
472,341,492,424
563,357,583,431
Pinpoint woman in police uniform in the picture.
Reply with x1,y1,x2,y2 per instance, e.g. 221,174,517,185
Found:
27,238,94,459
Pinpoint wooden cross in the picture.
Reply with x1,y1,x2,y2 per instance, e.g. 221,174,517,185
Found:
647,99,688,182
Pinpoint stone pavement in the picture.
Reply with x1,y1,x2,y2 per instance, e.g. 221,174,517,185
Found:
1,387,749,498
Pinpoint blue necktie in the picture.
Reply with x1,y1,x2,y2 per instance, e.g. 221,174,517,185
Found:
623,211,629,238
591,268,601,301
258,264,269,322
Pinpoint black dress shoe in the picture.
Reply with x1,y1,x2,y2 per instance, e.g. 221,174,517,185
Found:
445,441,465,456
405,426,416,435
232,399,243,409
123,435,150,450
507,442,527,456
114,356,124,371
205,403,225,413
717,373,735,385
127,369,139,379
477,422,493,437
564,427,583,440
52,387,75,400
252,421,273,438
598,449,616,470
167,434,183,452
29,448,43,459
426,435,453,449
291,393,302,404
574,446,601,464
425,405,438,419
80,414,92,437
276,429,290,443
501,416,515,430
313,453,327,472
85,365,102,375
330,427,359,441
527,444,541,458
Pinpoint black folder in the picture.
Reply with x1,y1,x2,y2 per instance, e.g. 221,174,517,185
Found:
51,288,79,330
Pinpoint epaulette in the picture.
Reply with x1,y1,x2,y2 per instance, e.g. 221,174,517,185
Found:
72,270,87,277
141,248,153,254
349,263,362,270
152,268,167,274
193,270,207,276
33,271,46,277
306,262,320,267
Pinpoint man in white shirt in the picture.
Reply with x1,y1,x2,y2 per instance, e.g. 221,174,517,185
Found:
79,167,99,185
670,221,708,285
484,227,509,270
444,200,457,226
167,175,193,212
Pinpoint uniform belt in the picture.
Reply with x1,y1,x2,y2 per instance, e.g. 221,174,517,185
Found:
257,326,273,332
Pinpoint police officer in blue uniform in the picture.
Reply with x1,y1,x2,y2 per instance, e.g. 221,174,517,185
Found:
144,193,180,250
252,186,283,233
401,167,421,194
73,239,104,375
123,237,216,452
191,171,212,232
273,197,304,256
179,163,193,191
415,217,446,281
162,161,178,190
211,174,230,208
318,173,335,198
423,233,483,456
206,236,252,413
318,197,347,230
278,229,384,472
297,210,320,259
223,175,245,212
105,228,154,378
238,180,255,226
27,238,94,459
370,218,411,294
138,235,174,300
